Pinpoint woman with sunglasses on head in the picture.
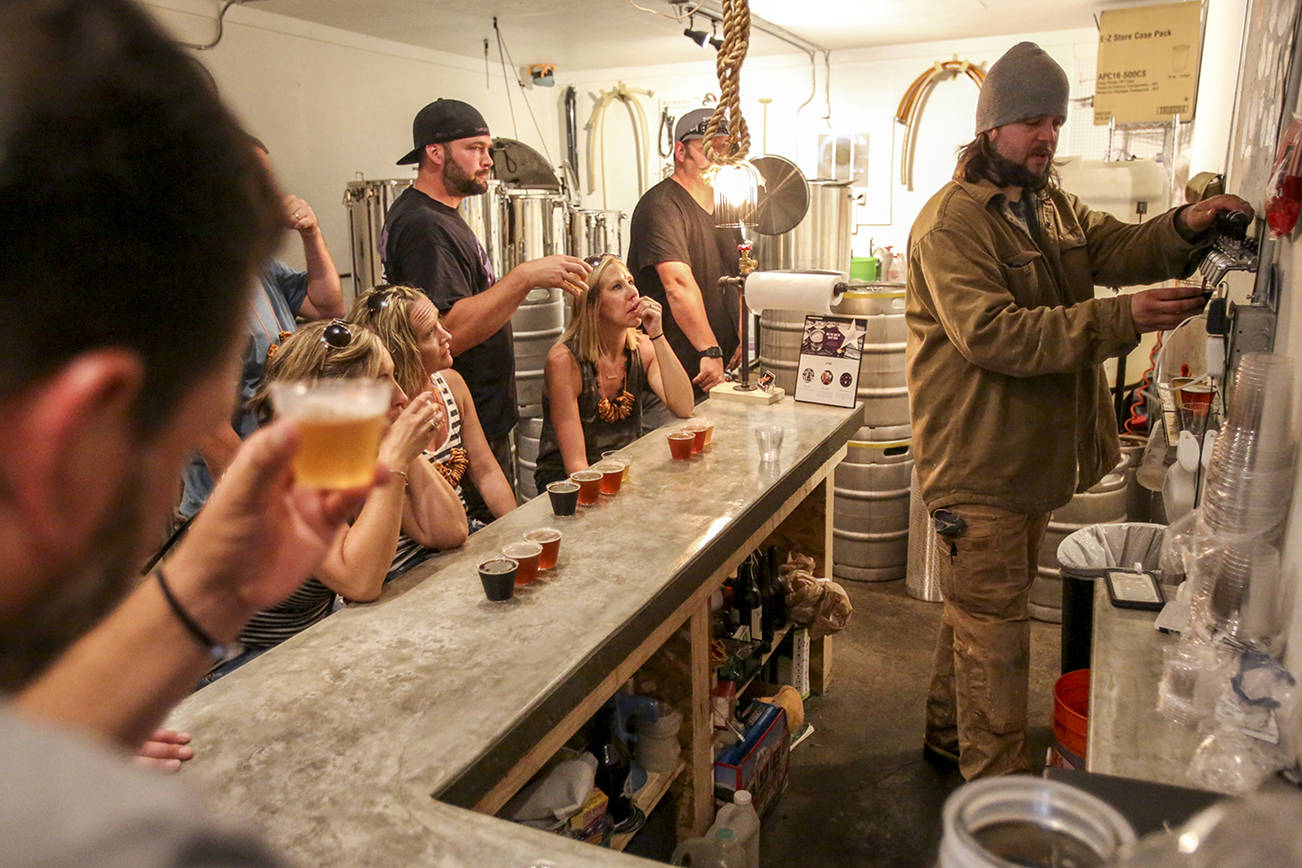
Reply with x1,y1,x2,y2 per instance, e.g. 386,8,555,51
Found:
348,285,517,525
200,320,467,683
535,254,694,489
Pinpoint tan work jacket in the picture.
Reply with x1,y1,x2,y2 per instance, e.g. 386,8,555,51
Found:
906,176,1204,515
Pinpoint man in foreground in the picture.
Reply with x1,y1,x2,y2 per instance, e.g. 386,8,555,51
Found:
0,1,372,861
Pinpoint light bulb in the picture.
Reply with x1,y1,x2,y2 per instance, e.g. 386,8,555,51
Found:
705,160,763,229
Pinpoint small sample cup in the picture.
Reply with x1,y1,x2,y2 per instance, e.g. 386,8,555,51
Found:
478,557,518,601
524,528,562,570
600,451,631,482
502,541,543,585
546,480,580,516
682,421,709,454
668,431,695,461
571,469,603,505
593,460,625,495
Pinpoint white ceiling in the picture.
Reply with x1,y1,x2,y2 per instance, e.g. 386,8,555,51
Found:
252,0,1153,71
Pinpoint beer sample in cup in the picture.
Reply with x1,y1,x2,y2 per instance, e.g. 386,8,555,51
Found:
600,451,631,482
688,418,714,448
593,460,625,495
571,469,603,505
478,557,518,601
547,480,580,516
269,379,391,488
502,541,542,585
524,528,562,570
682,422,709,454
668,430,695,461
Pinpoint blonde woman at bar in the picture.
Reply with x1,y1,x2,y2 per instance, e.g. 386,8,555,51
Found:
535,254,694,489
348,284,517,524
201,321,467,684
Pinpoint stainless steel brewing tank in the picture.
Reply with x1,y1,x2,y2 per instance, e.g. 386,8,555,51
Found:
833,424,913,583
342,178,413,305
456,179,506,282
751,179,853,273
758,284,909,428
1029,459,1129,623
503,188,568,270
569,209,626,260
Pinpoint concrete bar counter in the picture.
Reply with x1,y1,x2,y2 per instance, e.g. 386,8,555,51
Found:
169,398,863,865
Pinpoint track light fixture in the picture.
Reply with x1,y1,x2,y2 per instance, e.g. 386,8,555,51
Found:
683,14,709,47
708,20,723,50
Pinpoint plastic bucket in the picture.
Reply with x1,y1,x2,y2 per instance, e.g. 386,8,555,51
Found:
1052,669,1090,767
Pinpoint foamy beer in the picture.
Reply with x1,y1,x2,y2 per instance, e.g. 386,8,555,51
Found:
269,379,392,488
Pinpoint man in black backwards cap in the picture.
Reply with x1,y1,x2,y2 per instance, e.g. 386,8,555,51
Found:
383,99,590,516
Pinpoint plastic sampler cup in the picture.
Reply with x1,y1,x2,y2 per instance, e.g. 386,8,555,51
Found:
502,541,542,585
571,469,603,505
593,460,625,495
755,424,784,462
682,421,710,453
268,378,392,488
478,557,518,601
546,480,580,516
668,431,695,461
524,528,562,570
600,451,631,482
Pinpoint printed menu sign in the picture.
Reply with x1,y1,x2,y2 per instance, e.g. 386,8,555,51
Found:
793,315,865,409
1094,1,1202,125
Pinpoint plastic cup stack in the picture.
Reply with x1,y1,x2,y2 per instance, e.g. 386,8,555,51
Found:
1189,353,1297,644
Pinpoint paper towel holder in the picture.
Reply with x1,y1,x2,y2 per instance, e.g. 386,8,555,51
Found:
709,251,850,404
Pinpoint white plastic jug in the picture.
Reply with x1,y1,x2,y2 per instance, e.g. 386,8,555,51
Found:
671,829,746,867
710,790,761,868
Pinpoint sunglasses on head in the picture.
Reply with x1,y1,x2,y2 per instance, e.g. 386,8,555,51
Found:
365,285,400,315
583,254,605,267
320,319,353,349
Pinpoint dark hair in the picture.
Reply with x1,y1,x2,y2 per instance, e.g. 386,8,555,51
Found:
955,132,1060,190
0,0,282,433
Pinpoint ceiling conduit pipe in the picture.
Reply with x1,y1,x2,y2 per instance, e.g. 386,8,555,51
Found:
176,0,264,51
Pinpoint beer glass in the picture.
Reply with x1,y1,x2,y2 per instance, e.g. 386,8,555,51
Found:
269,378,392,488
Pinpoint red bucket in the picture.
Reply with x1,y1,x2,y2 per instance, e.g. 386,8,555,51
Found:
1052,669,1090,765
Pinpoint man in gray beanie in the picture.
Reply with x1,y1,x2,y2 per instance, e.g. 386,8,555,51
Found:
905,42,1251,779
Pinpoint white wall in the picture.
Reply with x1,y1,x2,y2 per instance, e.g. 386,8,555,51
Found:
560,26,1100,260
142,0,561,276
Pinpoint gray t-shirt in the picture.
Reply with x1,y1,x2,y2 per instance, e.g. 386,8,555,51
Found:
0,706,284,866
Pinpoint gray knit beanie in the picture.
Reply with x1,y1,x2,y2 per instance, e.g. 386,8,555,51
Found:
974,42,1069,134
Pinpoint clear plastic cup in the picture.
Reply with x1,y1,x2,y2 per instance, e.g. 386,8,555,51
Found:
600,451,631,482
593,460,624,495
524,528,562,570
755,424,784,462
570,469,602,505
269,378,392,488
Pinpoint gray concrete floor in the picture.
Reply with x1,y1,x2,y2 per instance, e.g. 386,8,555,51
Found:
759,579,1062,867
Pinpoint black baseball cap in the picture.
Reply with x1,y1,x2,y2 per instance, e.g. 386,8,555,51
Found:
396,99,491,165
675,108,729,143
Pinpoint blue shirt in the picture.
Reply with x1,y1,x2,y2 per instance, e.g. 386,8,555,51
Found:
178,261,307,517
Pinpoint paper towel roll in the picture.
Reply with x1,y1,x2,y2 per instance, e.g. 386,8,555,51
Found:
743,270,847,315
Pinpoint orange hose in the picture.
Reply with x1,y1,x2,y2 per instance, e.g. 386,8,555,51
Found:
1124,331,1164,434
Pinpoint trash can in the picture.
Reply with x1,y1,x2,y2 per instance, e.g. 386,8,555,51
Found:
1056,523,1166,673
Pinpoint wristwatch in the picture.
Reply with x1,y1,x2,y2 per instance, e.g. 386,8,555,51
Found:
699,346,723,359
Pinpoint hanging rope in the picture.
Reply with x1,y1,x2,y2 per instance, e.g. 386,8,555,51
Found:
704,0,751,165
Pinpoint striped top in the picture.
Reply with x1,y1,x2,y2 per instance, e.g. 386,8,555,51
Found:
238,578,335,649
428,371,464,467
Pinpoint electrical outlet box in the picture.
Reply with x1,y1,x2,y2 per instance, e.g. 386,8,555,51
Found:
1227,303,1276,370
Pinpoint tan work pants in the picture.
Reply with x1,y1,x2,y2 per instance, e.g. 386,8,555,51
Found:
924,503,1050,780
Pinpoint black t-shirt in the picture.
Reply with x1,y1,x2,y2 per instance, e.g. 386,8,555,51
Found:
627,177,741,389
381,187,517,438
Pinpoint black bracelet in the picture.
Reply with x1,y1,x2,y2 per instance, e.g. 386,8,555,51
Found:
647,332,664,341
155,567,227,661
